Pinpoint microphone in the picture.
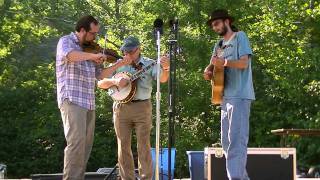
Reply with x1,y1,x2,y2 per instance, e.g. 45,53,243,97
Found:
168,18,178,32
153,18,164,35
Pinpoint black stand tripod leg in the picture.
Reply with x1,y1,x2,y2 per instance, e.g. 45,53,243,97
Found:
104,163,118,180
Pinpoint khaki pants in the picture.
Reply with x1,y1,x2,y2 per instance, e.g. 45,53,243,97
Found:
113,100,153,180
60,99,95,180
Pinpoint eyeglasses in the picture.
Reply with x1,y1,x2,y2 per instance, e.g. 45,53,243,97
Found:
87,31,98,36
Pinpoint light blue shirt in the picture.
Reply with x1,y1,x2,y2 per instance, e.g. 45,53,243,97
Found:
212,31,255,100
113,56,162,100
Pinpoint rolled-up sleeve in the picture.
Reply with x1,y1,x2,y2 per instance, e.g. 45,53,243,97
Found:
57,37,76,60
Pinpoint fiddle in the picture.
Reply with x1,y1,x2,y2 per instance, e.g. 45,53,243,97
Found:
82,41,122,63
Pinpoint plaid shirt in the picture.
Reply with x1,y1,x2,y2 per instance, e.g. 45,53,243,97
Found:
56,32,102,110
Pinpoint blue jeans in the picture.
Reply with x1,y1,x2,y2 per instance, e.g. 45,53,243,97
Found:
221,98,251,180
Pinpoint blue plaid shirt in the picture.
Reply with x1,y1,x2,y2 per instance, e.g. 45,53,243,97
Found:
56,32,102,110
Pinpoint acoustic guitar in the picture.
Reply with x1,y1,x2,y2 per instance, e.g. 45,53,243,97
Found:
211,32,237,105
211,46,224,105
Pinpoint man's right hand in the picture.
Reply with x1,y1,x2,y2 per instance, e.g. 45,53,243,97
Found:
115,77,129,88
203,69,213,80
91,53,107,64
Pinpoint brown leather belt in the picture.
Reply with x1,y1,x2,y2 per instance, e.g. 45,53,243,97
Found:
131,99,149,103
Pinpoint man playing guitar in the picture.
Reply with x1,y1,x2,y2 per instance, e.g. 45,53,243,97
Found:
203,9,255,180
98,36,169,180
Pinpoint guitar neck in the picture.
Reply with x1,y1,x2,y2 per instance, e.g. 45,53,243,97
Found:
130,61,157,81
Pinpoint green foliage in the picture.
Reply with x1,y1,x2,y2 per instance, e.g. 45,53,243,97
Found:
0,0,320,178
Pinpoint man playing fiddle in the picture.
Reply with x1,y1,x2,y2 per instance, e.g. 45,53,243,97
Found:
56,15,131,180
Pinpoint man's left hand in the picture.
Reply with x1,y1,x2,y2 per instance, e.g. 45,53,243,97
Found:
211,57,225,67
160,55,170,70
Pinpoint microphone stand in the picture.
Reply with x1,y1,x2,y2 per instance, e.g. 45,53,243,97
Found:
167,19,178,180
102,29,119,180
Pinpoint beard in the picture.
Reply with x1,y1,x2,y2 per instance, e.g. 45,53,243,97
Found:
83,33,89,44
80,33,88,46
218,25,228,36
82,33,95,45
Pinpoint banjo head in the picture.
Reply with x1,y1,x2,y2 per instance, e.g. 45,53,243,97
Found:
108,72,136,102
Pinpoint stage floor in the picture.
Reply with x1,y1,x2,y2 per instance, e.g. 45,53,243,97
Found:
173,177,320,179
172,179,320,180
5,178,320,179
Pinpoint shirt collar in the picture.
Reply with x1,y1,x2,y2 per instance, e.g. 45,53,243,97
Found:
136,56,144,65
70,32,80,45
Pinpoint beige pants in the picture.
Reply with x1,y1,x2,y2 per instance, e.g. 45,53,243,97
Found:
113,100,153,180
60,99,95,180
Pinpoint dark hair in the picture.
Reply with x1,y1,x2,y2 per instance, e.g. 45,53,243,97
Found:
75,15,99,32
231,25,238,32
222,18,238,32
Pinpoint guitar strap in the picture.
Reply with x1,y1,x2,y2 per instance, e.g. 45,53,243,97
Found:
218,39,224,48
213,39,224,57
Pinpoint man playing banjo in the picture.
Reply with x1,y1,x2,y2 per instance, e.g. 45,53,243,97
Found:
97,36,170,180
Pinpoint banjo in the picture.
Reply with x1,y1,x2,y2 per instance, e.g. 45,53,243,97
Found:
107,61,156,103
